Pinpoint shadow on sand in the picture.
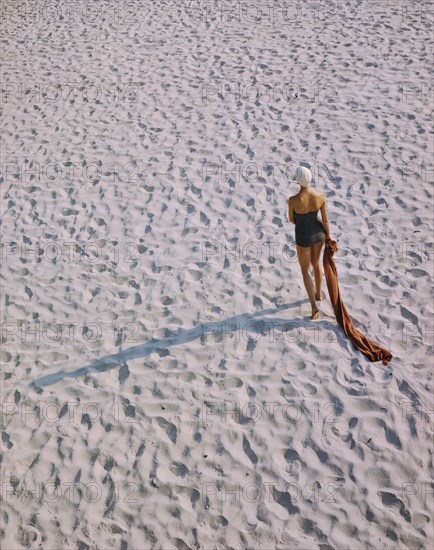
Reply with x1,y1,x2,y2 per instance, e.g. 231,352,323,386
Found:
30,301,347,388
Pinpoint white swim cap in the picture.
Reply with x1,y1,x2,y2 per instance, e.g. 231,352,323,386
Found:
295,166,312,187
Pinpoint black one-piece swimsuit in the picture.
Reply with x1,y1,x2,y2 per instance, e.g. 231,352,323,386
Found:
294,209,326,248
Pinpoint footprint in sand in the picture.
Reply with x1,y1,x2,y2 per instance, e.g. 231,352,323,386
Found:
408,268,429,278
242,434,258,465
156,417,177,444
19,526,42,548
215,376,243,391
169,461,189,478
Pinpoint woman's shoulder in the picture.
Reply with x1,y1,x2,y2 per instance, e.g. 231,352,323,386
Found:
315,189,326,203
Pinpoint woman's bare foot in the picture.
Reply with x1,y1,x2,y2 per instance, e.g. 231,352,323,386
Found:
315,291,322,301
311,305,320,320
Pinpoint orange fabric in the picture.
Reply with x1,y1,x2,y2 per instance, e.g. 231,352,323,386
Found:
323,238,392,365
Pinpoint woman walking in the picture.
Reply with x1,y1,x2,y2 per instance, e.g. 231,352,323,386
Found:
288,166,331,319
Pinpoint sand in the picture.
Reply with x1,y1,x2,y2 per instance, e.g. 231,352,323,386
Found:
1,1,433,548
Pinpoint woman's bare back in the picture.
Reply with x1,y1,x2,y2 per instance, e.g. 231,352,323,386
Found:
291,188,325,213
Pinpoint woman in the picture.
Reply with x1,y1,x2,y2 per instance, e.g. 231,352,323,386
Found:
288,166,331,320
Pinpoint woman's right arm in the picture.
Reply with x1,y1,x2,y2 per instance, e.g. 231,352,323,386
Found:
320,195,331,238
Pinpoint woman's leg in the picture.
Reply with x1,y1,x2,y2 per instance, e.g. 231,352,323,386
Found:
311,240,325,301
296,244,319,319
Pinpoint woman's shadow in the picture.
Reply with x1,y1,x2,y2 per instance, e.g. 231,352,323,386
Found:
29,300,347,388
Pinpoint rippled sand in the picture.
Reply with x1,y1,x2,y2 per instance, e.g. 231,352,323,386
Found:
1,1,433,549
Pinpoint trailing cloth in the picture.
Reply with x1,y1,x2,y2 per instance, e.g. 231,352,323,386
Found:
323,237,392,366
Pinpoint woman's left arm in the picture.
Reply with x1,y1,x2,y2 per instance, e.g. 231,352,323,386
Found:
288,199,295,224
